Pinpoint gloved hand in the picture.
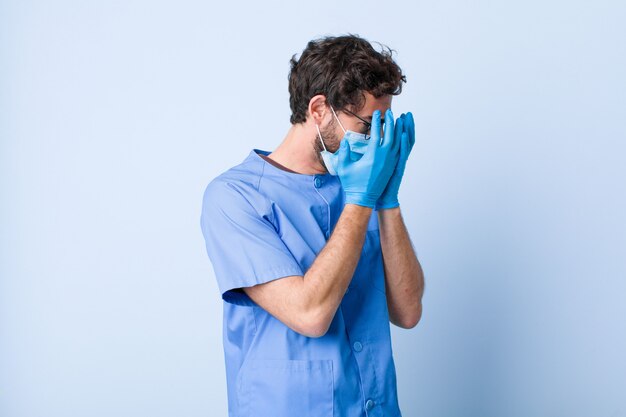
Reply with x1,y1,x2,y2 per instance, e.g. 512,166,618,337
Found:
376,112,416,210
336,109,400,208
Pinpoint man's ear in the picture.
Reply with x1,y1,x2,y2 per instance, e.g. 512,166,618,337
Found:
307,95,328,126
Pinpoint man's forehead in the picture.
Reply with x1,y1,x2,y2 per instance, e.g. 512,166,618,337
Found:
359,94,392,120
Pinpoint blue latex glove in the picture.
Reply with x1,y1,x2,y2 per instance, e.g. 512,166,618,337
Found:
376,111,416,210
336,109,401,208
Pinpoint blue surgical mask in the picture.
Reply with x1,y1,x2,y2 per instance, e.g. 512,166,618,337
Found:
317,106,371,176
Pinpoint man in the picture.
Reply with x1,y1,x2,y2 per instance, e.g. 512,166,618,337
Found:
200,34,425,417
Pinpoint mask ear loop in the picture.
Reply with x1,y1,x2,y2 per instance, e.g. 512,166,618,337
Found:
329,105,347,134
316,124,328,151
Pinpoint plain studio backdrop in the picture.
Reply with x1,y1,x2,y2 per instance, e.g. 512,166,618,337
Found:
1,1,625,416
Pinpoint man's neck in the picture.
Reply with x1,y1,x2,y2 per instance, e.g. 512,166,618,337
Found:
265,124,327,175
258,153,298,173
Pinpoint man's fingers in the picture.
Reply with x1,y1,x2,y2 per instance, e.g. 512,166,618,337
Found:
394,116,403,142
406,112,415,149
400,130,409,162
370,110,382,142
364,110,381,160
382,109,394,146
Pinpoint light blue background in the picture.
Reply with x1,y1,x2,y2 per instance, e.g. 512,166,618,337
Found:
1,1,625,416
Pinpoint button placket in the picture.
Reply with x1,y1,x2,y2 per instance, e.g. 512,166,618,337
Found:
347,335,381,415
313,175,332,240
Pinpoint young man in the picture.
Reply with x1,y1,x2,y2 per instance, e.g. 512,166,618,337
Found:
200,34,424,417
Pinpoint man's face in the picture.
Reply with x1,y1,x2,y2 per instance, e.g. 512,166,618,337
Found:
315,92,393,166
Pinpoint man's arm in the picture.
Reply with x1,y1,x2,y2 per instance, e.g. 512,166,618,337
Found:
242,204,372,338
378,207,424,328
243,108,398,338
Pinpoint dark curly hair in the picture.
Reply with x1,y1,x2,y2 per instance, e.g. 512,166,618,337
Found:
288,34,406,125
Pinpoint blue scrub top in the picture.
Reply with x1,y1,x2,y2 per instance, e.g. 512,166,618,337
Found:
200,149,402,417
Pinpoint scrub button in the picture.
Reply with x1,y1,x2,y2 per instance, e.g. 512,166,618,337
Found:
353,341,363,352
314,177,322,188
325,230,330,238
345,287,350,294
365,399,375,411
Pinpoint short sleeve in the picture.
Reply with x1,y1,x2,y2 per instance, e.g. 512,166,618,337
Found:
200,180,304,307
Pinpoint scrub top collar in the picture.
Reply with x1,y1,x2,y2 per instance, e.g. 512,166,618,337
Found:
249,149,334,184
